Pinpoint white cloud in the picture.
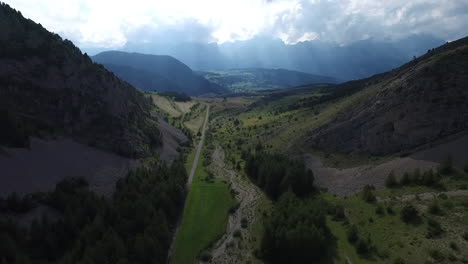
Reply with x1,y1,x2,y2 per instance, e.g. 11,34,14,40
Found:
4,0,468,48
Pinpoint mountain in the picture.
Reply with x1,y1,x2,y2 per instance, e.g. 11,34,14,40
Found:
121,35,444,80
307,36,468,155
93,51,226,96
0,3,160,158
101,63,179,92
198,68,337,93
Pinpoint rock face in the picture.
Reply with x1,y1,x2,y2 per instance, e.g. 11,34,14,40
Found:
309,37,468,155
0,3,160,157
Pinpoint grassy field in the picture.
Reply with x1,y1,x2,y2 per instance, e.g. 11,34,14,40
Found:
150,94,197,118
171,150,236,264
184,110,206,134
323,178,468,264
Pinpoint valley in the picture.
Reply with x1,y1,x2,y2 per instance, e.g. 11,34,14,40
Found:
1,2,468,264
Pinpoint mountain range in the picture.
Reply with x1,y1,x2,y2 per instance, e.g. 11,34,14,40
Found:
121,34,444,80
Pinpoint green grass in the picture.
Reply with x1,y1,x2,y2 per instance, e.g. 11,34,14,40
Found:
323,186,468,264
171,152,236,264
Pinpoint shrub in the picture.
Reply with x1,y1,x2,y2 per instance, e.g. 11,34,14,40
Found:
241,218,248,229
361,185,376,203
464,162,468,174
400,204,420,224
449,241,459,251
394,257,406,264
462,232,468,241
427,201,444,215
400,172,411,185
375,205,385,216
426,218,444,238
356,238,374,256
331,204,346,221
429,249,445,262
347,225,359,244
385,171,399,188
438,154,453,175
199,252,212,262
233,229,242,239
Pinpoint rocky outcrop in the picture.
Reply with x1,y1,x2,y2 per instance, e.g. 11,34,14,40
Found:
309,37,468,155
0,3,160,157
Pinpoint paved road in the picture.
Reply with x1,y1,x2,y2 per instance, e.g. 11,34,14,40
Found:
187,105,210,188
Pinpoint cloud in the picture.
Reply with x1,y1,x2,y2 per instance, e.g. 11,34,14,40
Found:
4,0,468,48
271,0,468,44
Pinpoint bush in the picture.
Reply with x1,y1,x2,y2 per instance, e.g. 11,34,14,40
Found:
426,218,444,238
361,185,376,203
233,229,242,239
429,249,445,262
400,204,420,224
400,172,411,185
427,201,444,215
375,206,385,216
347,225,359,244
241,218,248,229
462,232,468,241
464,162,468,174
331,204,346,221
449,241,459,251
385,171,398,188
438,154,453,175
199,252,212,262
356,237,374,256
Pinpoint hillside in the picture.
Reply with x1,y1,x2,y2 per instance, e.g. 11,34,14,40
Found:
101,63,179,92
0,9,162,158
308,37,468,155
93,51,226,96
199,68,337,93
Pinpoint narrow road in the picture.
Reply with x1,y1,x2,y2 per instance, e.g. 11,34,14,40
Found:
167,105,210,263
187,105,210,188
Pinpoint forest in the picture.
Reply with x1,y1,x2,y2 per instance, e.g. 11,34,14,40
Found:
244,149,315,200
0,161,187,264
243,149,335,263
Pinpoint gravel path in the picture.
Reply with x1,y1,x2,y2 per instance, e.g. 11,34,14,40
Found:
167,106,210,263
187,106,210,188
202,146,263,264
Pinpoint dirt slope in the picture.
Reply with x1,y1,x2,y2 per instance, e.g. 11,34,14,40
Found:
0,138,138,197
308,37,468,155
305,134,468,196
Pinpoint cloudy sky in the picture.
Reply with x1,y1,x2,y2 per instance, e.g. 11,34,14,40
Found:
5,0,468,49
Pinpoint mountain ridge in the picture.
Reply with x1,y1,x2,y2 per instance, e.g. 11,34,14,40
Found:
0,3,161,158
93,51,227,96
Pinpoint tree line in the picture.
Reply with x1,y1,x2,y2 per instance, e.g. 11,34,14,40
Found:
243,149,315,200
0,160,187,264
243,148,335,263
